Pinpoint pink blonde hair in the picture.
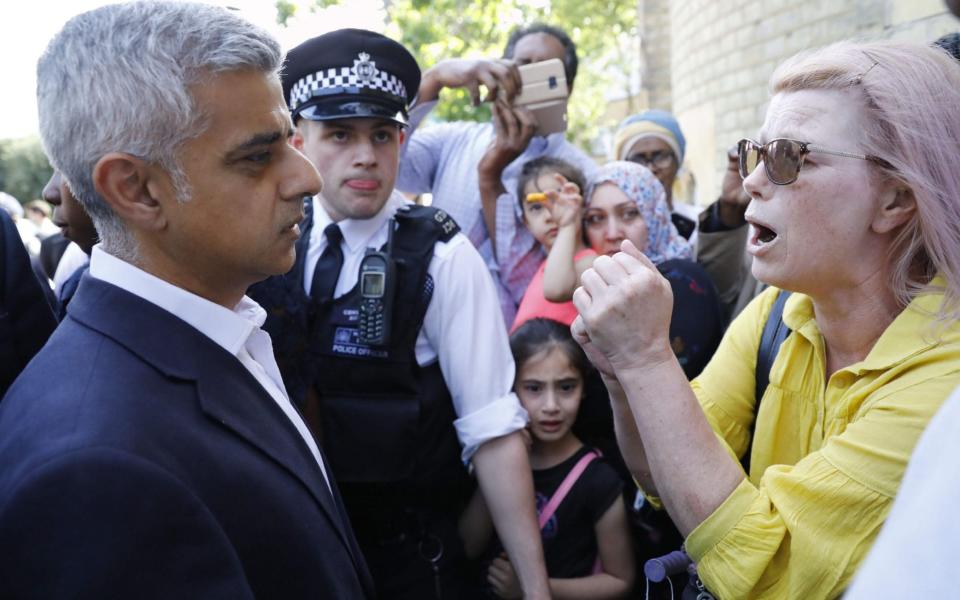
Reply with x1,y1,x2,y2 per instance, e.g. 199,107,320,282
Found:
770,40,960,321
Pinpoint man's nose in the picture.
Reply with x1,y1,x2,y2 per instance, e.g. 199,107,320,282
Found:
283,147,322,201
352,140,377,166
42,172,61,205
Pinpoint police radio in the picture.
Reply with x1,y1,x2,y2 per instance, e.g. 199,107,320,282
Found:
357,220,396,346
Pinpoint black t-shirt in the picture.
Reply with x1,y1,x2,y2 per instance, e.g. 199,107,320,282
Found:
534,446,623,578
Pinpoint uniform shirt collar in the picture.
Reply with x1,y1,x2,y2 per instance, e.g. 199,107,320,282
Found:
312,191,404,253
87,245,266,356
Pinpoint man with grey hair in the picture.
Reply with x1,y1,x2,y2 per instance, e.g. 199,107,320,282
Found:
0,3,374,597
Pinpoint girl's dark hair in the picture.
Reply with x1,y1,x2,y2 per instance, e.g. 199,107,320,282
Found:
515,156,588,211
510,318,591,383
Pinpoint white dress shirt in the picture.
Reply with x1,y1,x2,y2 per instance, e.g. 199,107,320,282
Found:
88,246,331,491
306,192,528,462
53,242,89,291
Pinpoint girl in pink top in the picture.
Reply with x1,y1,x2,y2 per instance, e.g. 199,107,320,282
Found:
510,157,597,332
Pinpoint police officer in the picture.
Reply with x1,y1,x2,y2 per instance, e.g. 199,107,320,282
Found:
250,30,550,600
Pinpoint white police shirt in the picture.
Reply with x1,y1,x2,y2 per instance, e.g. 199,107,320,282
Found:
305,191,528,462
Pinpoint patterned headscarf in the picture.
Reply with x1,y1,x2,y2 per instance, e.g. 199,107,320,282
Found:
586,161,692,264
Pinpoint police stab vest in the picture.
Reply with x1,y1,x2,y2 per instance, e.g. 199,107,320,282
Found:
253,201,473,512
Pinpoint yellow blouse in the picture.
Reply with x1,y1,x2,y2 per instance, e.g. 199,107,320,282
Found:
686,284,960,599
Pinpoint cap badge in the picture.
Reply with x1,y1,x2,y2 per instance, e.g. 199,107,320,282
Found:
352,52,378,83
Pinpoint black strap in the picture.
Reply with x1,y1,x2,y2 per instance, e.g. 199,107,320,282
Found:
742,289,792,472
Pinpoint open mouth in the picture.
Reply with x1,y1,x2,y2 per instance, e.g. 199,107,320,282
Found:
747,216,778,248
755,224,777,244
539,420,563,432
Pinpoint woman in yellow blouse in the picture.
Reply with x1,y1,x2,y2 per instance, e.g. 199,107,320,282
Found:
570,40,960,599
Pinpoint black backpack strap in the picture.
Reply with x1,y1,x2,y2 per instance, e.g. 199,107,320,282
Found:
742,289,792,472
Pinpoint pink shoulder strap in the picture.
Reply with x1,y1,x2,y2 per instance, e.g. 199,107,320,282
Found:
538,450,599,530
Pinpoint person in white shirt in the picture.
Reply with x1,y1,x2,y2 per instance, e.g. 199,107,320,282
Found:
397,24,597,326
0,3,374,597
250,29,550,600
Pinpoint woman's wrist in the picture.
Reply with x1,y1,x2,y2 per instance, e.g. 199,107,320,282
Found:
610,341,677,383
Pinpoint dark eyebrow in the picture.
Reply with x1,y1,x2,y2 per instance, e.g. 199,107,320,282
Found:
225,126,294,161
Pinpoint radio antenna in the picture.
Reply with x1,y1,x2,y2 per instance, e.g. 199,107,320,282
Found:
387,218,396,255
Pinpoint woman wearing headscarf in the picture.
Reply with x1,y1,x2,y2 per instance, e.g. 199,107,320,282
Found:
583,161,721,379
614,111,757,324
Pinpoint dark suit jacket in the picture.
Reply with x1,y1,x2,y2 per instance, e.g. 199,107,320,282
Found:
0,276,375,599
0,210,57,397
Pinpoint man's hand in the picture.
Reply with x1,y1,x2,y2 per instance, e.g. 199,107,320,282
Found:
419,58,522,105
718,145,750,228
572,240,675,375
488,554,523,599
478,99,539,194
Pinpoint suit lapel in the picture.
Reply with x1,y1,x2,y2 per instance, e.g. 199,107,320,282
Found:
193,356,357,555
67,276,365,574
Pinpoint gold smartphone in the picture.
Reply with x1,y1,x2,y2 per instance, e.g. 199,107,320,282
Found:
513,58,569,136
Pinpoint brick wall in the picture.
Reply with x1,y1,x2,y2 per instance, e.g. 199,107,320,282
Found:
634,0,958,206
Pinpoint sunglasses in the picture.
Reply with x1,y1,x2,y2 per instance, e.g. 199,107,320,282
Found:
737,138,887,185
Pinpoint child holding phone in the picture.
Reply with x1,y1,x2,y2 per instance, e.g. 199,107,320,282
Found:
459,318,635,599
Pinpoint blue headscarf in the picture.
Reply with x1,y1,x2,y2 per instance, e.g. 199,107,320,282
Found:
586,161,692,264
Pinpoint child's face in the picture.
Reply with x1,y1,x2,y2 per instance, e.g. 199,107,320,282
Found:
521,173,564,249
584,182,648,257
516,345,583,444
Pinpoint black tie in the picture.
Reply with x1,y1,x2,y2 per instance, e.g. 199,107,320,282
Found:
311,223,344,303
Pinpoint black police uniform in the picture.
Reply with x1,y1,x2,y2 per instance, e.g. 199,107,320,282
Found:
249,30,482,599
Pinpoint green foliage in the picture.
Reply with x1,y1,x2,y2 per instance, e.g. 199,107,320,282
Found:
288,0,639,151
0,136,52,205
275,0,297,26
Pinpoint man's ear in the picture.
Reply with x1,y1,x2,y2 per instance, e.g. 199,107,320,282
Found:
872,184,916,234
92,153,166,232
398,127,406,146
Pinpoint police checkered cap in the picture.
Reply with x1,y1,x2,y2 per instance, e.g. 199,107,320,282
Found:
289,63,407,108
283,29,420,125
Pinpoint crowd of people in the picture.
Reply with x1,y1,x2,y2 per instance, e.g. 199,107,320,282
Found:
1,1,960,598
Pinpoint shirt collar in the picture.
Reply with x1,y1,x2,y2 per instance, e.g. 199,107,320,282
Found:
312,191,405,253
87,245,265,356
782,277,955,374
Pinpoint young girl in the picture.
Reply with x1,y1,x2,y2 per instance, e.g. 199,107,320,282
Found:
460,318,635,599
505,157,597,332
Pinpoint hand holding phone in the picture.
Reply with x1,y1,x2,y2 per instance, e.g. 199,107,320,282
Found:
512,58,569,136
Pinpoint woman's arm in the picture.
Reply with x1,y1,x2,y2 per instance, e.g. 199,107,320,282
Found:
574,243,743,535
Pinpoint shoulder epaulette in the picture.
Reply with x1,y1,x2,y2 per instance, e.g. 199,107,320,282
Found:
394,204,460,243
